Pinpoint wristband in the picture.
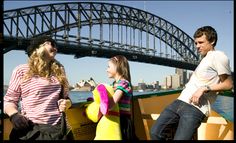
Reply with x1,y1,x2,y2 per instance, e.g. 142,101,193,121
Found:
204,85,211,93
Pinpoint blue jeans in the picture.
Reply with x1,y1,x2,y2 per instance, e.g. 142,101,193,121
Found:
150,99,206,140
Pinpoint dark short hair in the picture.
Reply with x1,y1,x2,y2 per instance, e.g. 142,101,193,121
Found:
27,35,56,57
193,26,218,47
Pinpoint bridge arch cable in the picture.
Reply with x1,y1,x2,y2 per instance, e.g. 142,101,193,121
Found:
3,2,201,70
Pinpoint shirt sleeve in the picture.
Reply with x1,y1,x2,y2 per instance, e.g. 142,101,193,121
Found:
4,65,24,108
115,80,132,95
213,51,232,75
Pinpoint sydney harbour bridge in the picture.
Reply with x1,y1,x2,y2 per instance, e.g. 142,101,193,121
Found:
3,2,201,70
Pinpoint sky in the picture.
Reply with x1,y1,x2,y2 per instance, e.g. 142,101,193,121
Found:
3,1,234,86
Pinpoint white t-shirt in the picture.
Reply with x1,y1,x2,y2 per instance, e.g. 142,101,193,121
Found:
178,50,231,116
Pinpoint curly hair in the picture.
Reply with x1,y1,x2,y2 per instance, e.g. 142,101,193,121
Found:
22,45,69,95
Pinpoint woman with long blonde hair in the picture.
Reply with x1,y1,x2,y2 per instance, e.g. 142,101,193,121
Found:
4,35,72,140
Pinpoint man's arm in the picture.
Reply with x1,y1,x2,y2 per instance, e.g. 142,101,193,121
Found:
190,74,233,105
207,74,233,92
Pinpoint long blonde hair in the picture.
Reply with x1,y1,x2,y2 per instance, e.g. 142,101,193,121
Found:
23,46,69,95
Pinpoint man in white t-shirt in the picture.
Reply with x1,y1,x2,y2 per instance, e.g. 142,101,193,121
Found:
150,26,233,140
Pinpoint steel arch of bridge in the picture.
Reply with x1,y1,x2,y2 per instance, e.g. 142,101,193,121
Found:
3,2,200,70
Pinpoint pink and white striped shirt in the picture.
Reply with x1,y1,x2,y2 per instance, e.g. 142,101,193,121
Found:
4,64,69,125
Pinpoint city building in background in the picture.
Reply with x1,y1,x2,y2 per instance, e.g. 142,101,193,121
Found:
165,75,172,89
171,74,181,89
175,68,187,87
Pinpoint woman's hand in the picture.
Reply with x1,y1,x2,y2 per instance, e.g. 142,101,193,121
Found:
58,99,72,112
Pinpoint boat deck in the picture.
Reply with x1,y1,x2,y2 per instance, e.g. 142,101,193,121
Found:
3,90,234,140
